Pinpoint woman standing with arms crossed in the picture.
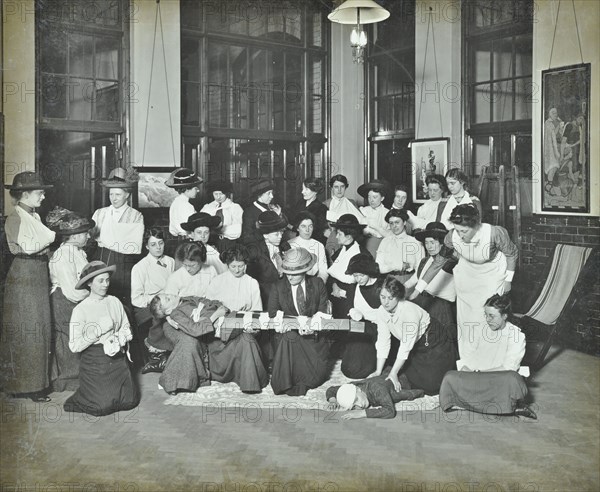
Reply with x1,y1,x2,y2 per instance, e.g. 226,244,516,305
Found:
2,172,56,401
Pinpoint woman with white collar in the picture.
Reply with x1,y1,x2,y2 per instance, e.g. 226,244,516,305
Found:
91,167,144,304
439,169,482,230
326,214,370,318
411,174,448,231
357,179,392,257
288,211,328,284
200,180,244,251
2,172,56,402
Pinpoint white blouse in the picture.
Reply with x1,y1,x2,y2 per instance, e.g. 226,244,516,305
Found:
164,264,217,298
49,242,90,303
205,270,262,312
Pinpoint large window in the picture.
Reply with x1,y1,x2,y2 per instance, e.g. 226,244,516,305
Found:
36,0,129,215
180,0,329,208
367,0,415,193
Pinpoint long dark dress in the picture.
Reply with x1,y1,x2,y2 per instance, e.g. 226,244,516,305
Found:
50,289,81,391
269,276,331,396
1,205,55,395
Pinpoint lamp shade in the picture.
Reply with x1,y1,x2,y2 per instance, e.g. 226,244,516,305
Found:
328,0,390,24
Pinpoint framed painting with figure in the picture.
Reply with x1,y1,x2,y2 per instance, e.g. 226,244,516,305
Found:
541,63,590,214
135,167,180,208
411,138,449,203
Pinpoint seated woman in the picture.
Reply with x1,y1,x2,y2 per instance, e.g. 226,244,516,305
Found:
440,168,482,230
292,177,329,245
411,174,448,231
205,244,263,312
326,214,370,319
326,368,425,420
180,212,227,274
390,184,416,235
150,293,267,394
341,254,382,379
48,209,96,392
165,242,217,298
371,276,456,396
64,262,139,416
288,211,329,285
439,294,536,419
375,209,425,278
269,248,330,396
357,179,392,257
406,222,457,342
200,180,244,251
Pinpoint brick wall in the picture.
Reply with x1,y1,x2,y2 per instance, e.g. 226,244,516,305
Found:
517,215,600,356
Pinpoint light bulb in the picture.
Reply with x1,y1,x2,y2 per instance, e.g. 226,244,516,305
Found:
350,27,360,46
359,30,367,47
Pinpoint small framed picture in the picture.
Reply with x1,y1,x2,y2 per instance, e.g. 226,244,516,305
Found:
135,167,180,209
411,138,449,203
541,63,590,214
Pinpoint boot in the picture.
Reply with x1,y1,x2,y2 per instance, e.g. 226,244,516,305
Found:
141,352,169,374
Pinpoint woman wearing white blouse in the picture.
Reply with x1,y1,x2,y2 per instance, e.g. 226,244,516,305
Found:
64,262,139,416
288,211,329,284
48,209,96,391
439,169,482,230
371,276,456,396
411,174,448,231
205,245,262,312
439,294,536,419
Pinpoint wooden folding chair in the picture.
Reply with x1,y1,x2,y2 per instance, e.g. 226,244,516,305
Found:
515,244,599,374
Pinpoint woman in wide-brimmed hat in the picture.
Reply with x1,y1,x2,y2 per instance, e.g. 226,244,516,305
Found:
338,253,383,379
47,207,96,391
1,172,56,402
241,179,282,244
92,167,144,304
179,212,226,274
64,261,139,416
288,211,329,284
357,179,393,257
269,247,332,396
326,214,370,318
200,180,244,250
404,222,457,343
166,168,203,238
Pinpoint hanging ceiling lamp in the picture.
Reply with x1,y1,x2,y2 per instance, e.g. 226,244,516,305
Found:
328,0,390,63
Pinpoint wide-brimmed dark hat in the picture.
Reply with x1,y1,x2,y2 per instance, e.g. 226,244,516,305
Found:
256,210,288,234
4,171,53,191
207,180,233,194
165,168,203,189
414,221,449,242
250,179,275,198
180,212,222,231
345,253,380,277
357,179,391,199
101,167,139,189
292,210,317,231
47,206,95,235
328,213,366,230
281,247,316,275
75,261,116,290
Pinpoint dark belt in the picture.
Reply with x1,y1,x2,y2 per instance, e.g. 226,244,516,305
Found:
13,254,49,261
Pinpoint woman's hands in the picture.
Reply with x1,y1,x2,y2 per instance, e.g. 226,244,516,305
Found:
348,308,364,321
503,281,512,294
367,369,382,379
210,305,229,324
385,372,402,392
340,410,367,420
331,283,346,299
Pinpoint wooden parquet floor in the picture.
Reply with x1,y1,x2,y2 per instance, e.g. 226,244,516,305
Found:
1,347,599,492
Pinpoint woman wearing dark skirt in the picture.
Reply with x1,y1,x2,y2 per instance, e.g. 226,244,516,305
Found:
371,276,457,396
64,262,139,416
47,208,96,391
342,254,382,379
406,222,457,345
1,172,56,402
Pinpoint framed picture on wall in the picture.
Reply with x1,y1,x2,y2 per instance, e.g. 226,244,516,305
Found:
541,63,590,214
410,138,449,203
135,167,180,208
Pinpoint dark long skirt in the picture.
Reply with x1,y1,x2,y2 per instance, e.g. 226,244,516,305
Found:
402,317,457,395
50,288,80,392
94,247,137,304
207,332,268,393
158,323,210,393
0,256,51,394
270,332,331,396
64,345,139,416
439,370,528,414
411,293,458,346
340,323,377,379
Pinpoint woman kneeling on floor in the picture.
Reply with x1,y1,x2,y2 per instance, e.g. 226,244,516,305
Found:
64,262,139,416
439,294,537,419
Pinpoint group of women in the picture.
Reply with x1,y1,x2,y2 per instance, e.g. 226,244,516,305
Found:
1,166,534,420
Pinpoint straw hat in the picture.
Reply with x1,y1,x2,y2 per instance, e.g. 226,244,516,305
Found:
165,168,203,189
75,261,116,290
4,171,53,190
281,247,316,275
101,167,139,189
256,211,288,234
47,206,95,236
